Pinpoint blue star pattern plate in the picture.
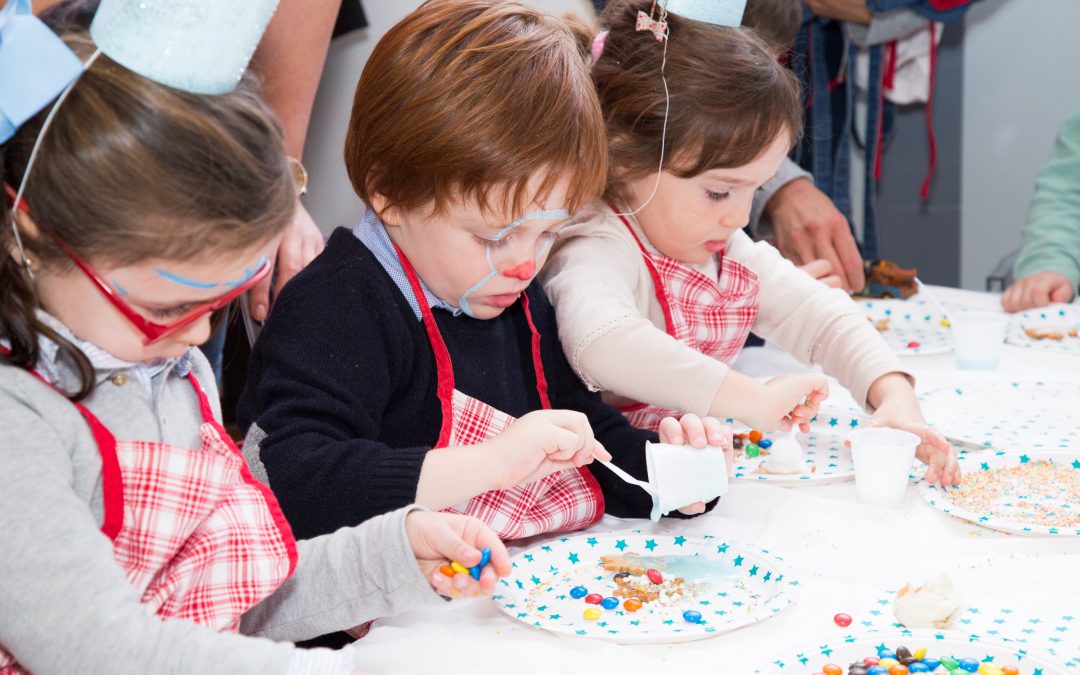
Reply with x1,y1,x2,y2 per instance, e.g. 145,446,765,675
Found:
493,532,796,644
859,298,952,355
920,451,1080,536
730,414,865,485
1007,304,1080,355
752,630,1070,674
919,382,1080,450
853,590,1080,670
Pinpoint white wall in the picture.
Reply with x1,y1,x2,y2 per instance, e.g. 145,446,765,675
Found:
302,0,596,232
961,0,1080,289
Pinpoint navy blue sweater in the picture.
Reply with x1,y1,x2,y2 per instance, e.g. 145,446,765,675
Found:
238,228,691,540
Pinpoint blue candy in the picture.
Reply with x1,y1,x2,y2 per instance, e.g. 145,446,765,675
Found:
478,547,491,569
907,664,930,673
921,659,940,671
682,610,703,623
758,438,773,449
569,586,589,599
600,596,620,610
957,658,979,672
469,565,481,580
866,667,888,675
877,648,893,659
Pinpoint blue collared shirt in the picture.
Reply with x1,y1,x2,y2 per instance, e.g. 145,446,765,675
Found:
352,208,463,321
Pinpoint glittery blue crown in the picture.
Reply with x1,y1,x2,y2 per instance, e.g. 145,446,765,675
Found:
665,0,746,28
90,0,279,95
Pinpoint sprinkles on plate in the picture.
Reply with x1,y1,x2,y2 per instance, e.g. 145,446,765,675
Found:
945,460,1080,528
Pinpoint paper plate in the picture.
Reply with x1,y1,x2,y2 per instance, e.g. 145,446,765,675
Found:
919,381,1080,450
1007,304,1080,355
493,532,796,643
730,413,866,485
753,630,1070,674
858,298,952,355
920,451,1080,536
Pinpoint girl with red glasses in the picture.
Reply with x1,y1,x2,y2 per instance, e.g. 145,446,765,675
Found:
0,25,508,675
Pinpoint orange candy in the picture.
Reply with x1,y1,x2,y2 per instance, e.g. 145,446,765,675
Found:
1001,668,1019,675
748,430,763,443
623,598,643,612
439,565,455,577
821,665,842,675
888,666,909,675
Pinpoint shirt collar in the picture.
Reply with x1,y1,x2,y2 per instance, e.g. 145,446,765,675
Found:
32,310,192,386
352,208,463,321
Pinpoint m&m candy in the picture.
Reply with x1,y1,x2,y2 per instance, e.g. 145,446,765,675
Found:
582,607,602,620
623,598,642,612
833,612,852,627
584,593,603,605
600,596,620,610
682,610,702,623
646,568,663,584
569,586,589,599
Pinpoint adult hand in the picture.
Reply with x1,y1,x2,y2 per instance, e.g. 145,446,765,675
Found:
766,178,866,293
406,511,512,597
247,199,325,321
805,0,873,24
799,259,845,289
1001,271,1075,312
486,409,610,490
656,414,733,515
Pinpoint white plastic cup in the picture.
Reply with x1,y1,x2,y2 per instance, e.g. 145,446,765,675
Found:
950,310,1009,370
849,428,919,508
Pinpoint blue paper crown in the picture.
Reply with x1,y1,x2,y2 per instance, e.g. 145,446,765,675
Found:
0,0,84,143
664,0,746,28
90,0,280,95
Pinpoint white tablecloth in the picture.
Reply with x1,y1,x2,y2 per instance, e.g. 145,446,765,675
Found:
349,288,1080,674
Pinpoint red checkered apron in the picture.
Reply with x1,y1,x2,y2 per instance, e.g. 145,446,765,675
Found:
613,211,761,432
395,245,604,540
0,368,298,674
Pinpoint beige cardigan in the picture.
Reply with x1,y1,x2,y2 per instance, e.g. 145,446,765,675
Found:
540,206,909,416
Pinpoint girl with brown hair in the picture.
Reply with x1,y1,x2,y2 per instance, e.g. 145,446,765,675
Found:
0,19,509,675
238,0,732,551
541,0,959,486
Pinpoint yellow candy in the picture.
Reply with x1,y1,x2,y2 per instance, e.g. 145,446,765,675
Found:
878,658,899,669
450,561,470,575
913,647,926,661
978,665,1004,675
583,607,602,620
940,318,951,327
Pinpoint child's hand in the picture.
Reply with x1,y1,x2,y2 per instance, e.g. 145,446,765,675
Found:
657,414,734,515
753,374,830,432
486,409,611,490
868,377,960,487
406,511,512,597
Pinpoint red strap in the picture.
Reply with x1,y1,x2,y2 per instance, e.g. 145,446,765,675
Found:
929,0,970,10
519,292,551,410
0,347,125,540
920,23,938,201
612,207,679,340
874,41,898,182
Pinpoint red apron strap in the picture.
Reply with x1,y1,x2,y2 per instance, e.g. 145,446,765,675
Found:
874,41,898,182
394,243,458,448
519,292,551,410
920,23,938,201
0,348,125,541
611,207,679,339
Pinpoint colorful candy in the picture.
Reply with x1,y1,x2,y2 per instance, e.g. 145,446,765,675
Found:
682,610,702,623
569,585,589,599
584,593,603,605
469,546,492,580
758,438,773,449
833,612,852,627
623,598,642,612
439,565,455,577
748,429,764,443
813,646,1029,675
582,607,602,620
821,665,842,675
600,596,620,610
646,568,663,584
745,443,761,458
449,561,469,575
906,340,921,349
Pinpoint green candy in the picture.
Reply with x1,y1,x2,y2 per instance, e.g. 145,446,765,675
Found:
745,443,761,458
939,657,958,670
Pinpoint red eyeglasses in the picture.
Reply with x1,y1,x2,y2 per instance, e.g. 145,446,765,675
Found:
6,183,271,345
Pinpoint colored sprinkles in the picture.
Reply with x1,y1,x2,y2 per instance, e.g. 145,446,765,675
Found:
945,460,1080,528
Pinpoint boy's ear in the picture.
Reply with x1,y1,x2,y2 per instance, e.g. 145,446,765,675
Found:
367,192,401,227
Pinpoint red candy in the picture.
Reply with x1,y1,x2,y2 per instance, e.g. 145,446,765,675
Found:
833,612,852,627
646,569,663,584
863,657,880,666
584,593,603,605
906,340,921,348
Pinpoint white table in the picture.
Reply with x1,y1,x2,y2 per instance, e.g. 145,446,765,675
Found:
351,288,1080,675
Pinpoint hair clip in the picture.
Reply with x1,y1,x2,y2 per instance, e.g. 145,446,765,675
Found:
590,30,609,63
636,10,668,41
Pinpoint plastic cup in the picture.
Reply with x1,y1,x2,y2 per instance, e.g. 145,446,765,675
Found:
950,310,1009,370
848,428,919,508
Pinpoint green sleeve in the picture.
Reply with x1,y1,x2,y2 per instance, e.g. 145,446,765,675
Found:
1013,98,1080,290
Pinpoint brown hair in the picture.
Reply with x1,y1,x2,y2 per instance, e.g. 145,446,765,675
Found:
585,0,803,205
0,33,296,400
344,0,607,218
742,0,803,54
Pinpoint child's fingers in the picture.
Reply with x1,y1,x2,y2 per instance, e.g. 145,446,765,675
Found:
703,418,731,449
678,414,708,448
657,416,684,445
541,410,595,459
571,438,609,466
